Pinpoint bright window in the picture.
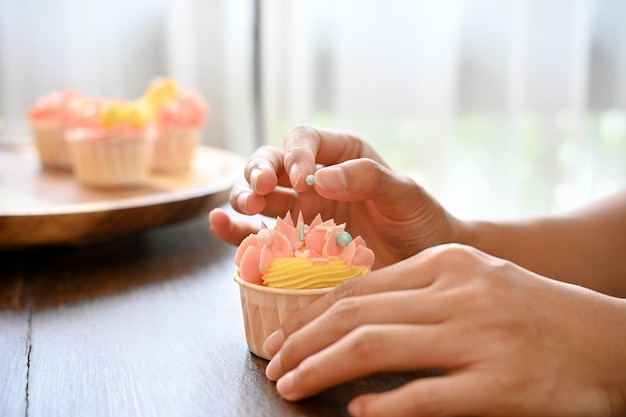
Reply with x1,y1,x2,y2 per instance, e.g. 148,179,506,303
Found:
1,0,624,219
259,0,626,218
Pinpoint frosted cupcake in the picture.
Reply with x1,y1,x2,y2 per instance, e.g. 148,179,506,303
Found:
65,100,156,188
27,90,86,170
234,212,375,359
141,77,209,173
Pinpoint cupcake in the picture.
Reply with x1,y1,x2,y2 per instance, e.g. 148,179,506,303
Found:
141,77,209,173
234,212,375,359
65,100,156,188
27,90,86,170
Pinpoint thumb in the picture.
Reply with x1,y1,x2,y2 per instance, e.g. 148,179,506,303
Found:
313,158,420,207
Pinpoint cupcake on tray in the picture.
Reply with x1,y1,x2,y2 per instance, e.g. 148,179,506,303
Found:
141,77,209,173
234,211,375,359
65,99,156,188
27,90,87,170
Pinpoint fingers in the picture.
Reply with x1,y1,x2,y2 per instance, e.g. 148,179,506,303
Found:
274,324,460,401
282,126,319,192
233,126,401,216
347,373,490,417
283,126,386,192
264,247,451,358
243,145,282,195
229,181,330,221
208,208,260,246
233,140,317,215
265,288,450,381
228,182,268,215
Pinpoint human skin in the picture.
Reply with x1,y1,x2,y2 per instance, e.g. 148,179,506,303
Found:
209,125,459,270
208,125,626,416
209,125,626,295
264,244,626,416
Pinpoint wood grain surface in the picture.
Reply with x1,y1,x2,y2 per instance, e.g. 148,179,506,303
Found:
0,210,423,417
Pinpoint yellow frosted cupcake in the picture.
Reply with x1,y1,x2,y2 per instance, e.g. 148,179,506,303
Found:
141,77,209,173
65,100,156,188
234,212,375,359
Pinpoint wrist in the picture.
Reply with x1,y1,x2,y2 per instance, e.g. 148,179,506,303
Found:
451,218,490,249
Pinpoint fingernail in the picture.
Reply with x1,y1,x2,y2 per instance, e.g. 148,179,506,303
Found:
265,353,283,381
249,168,262,189
276,371,295,398
264,329,285,356
237,192,250,213
289,164,302,188
315,167,348,192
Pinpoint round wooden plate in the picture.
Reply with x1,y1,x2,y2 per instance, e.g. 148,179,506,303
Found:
0,145,245,249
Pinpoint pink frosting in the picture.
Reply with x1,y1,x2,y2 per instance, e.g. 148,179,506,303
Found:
66,97,115,129
157,90,208,130
235,212,375,285
27,90,86,125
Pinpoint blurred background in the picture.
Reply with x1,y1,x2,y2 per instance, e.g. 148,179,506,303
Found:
1,0,625,219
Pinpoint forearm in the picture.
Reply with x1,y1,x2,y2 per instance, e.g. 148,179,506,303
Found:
458,189,626,297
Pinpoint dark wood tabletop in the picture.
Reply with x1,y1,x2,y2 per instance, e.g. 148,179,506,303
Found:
0,206,420,417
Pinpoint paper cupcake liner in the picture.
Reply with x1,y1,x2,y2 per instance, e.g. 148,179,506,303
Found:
66,134,155,187
31,126,72,170
151,128,199,172
234,271,331,360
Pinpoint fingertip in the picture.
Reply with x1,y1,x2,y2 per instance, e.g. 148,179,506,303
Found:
264,329,285,358
251,167,278,196
288,163,306,192
208,211,262,246
245,193,266,214
347,398,364,417
284,126,322,191
208,207,226,226
276,371,297,400
314,166,348,194
232,186,267,214
311,159,396,202
209,207,226,223
235,192,252,214
249,168,262,189
265,351,283,381
208,208,232,241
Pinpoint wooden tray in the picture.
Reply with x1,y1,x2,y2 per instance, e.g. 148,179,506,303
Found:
0,145,245,249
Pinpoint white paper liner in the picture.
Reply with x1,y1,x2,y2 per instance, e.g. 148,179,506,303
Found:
234,272,331,360
31,126,72,170
151,128,199,172
66,135,155,187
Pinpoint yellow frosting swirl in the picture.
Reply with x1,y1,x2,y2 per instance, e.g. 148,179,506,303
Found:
99,101,149,128
141,77,178,119
262,258,370,289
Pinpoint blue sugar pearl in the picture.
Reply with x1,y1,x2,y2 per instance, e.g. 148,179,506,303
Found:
335,231,353,247
305,174,315,186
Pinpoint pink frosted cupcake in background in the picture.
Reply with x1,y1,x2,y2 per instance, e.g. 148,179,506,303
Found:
27,90,86,170
65,100,156,188
141,77,209,173
233,211,375,359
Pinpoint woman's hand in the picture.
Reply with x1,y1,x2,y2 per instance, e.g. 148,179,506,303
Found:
263,244,626,417
210,125,461,267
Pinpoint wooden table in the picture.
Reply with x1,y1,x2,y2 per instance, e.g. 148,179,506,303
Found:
0,207,418,417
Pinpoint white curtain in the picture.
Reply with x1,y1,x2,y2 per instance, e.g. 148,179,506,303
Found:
0,0,256,157
261,0,626,218
1,0,625,219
